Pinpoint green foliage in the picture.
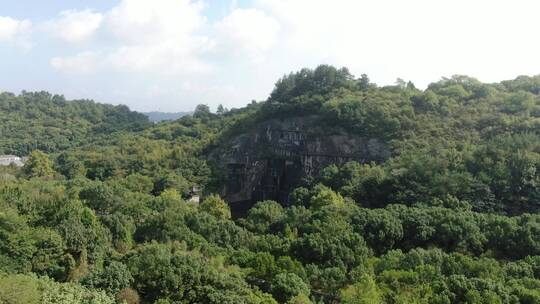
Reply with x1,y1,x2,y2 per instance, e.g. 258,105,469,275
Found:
241,200,285,233
116,288,140,304
200,194,231,220
24,150,55,178
271,272,310,302
2,67,540,303
81,261,133,294
0,91,150,155
320,91,414,140
41,278,115,304
287,294,312,304
340,275,382,304
55,152,86,179
309,184,345,209
0,200,74,279
125,242,273,303
0,273,115,304
0,273,41,304
270,65,355,103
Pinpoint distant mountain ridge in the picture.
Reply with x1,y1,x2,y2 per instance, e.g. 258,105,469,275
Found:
143,111,192,122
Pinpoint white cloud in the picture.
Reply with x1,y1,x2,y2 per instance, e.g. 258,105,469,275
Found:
46,9,103,43
259,0,540,87
7,0,540,112
50,0,213,75
102,0,214,74
217,8,280,58
50,51,101,74
0,16,31,47
106,38,213,73
106,0,206,43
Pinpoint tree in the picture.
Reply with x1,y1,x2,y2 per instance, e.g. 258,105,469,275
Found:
340,276,382,304
310,184,345,209
41,276,115,304
56,153,86,179
193,104,211,118
242,200,285,233
82,261,133,294
199,194,231,220
269,65,355,103
24,150,55,178
0,274,41,304
153,173,191,197
358,74,371,91
79,182,119,214
0,273,116,304
31,228,74,281
287,294,312,304
271,273,310,303
126,242,271,303
116,288,140,304
217,104,228,115
351,209,403,254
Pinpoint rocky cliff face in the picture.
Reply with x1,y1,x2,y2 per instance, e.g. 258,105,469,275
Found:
211,116,390,215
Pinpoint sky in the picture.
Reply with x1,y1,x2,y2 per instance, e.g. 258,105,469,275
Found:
1,0,540,112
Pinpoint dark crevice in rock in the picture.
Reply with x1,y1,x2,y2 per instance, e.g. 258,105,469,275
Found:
210,116,390,216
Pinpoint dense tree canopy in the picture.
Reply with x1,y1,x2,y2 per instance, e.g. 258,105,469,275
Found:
0,91,151,155
1,66,540,303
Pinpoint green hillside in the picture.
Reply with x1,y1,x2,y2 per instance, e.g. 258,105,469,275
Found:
1,66,540,303
0,91,151,155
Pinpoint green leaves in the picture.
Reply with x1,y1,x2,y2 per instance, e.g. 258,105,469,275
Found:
0,273,115,304
24,150,55,178
269,65,355,104
125,242,273,303
0,91,151,156
271,273,310,303
242,200,285,233
3,67,540,304
340,275,382,304
200,194,231,220
81,261,133,295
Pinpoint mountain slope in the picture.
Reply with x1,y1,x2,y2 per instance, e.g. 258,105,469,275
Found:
209,66,540,215
2,66,540,303
0,91,151,155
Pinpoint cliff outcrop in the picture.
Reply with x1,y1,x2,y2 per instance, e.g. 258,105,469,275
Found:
211,116,390,215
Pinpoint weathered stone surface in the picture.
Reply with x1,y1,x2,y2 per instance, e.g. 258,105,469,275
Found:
211,116,390,215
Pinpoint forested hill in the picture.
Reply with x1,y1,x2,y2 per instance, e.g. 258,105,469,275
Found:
1,66,540,303
143,111,192,122
0,91,151,155
210,66,540,215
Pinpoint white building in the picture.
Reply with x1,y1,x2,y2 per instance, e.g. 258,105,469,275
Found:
0,155,25,167
188,185,201,204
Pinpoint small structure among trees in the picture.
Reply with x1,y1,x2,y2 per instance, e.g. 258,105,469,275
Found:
0,155,25,167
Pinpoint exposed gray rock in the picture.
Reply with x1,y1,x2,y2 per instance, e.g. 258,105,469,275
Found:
210,116,390,215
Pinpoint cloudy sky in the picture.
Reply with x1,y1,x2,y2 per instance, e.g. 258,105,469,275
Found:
1,0,540,112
